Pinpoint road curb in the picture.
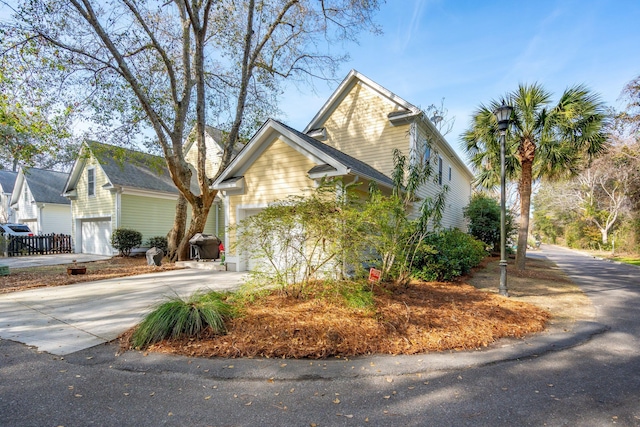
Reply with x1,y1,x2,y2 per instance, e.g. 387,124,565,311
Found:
61,320,608,381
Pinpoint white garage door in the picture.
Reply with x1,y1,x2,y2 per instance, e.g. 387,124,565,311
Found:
81,219,112,255
242,209,264,271
241,208,300,274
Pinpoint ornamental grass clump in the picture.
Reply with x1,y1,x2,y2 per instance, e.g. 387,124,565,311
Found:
131,291,235,349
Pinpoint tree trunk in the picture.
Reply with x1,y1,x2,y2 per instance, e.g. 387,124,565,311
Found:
167,194,188,261
176,199,214,260
516,159,534,271
601,227,608,245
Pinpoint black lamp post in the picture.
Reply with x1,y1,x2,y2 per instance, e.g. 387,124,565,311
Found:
494,103,512,297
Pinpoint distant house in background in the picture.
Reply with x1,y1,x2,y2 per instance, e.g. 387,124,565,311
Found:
184,126,232,179
63,140,224,256
10,167,72,235
0,170,18,223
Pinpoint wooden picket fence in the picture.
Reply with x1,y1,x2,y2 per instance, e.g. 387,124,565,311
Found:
1,234,73,257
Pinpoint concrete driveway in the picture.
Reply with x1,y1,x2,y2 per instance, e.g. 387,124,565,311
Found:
0,253,111,268
0,269,247,355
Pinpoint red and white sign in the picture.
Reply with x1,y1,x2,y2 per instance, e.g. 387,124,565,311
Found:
368,267,382,283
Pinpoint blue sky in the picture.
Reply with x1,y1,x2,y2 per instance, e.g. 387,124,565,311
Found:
279,0,640,160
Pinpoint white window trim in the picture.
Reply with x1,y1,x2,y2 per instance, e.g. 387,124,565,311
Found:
87,167,96,197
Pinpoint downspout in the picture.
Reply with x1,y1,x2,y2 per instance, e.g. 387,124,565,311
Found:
115,188,122,228
37,203,44,235
215,201,219,236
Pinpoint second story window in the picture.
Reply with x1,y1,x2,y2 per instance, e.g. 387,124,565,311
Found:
423,144,431,165
449,166,452,181
87,168,95,197
438,157,443,185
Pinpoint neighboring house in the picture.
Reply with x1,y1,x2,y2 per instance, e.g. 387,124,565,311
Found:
184,126,229,179
0,170,18,223
63,140,223,256
10,167,72,235
212,70,473,272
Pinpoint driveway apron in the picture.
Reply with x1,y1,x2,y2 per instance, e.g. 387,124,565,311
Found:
0,269,247,355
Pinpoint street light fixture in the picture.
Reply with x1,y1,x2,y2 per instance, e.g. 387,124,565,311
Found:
494,103,512,297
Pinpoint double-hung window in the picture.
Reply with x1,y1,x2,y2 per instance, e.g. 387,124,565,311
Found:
87,168,95,197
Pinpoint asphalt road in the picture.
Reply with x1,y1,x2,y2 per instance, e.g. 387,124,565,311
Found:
1,245,639,426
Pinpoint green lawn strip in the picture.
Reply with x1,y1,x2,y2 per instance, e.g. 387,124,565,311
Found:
610,257,640,266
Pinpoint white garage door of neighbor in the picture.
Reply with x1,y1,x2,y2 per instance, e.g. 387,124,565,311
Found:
81,219,112,255
22,220,38,234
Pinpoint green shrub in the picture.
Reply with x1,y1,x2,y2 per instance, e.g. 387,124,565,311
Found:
463,193,515,252
131,291,235,349
339,281,376,310
111,228,142,257
146,236,168,254
411,229,487,282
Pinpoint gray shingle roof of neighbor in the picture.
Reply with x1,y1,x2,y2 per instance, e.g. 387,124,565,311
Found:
21,168,70,205
0,170,18,193
86,141,183,194
273,120,395,188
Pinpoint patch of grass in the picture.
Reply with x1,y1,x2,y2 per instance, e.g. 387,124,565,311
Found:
611,256,640,266
131,291,235,349
339,282,375,310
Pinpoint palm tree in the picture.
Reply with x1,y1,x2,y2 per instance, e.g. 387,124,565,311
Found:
462,83,607,270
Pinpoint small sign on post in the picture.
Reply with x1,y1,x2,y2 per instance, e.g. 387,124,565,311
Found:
368,267,382,283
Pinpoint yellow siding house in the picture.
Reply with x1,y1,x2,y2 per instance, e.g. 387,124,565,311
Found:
63,140,221,256
213,70,473,272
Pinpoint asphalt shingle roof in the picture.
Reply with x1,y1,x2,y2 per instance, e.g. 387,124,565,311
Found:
0,170,17,193
86,142,180,194
22,168,70,205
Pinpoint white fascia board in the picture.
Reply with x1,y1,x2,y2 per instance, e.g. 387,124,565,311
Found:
212,176,245,192
279,134,336,168
212,119,349,188
303,70,420,133
211,122,273,187
117,186,179,200
308,169,350,180
9,169,25,207
63,143,92,193
63,189,78,200
389,111,421,126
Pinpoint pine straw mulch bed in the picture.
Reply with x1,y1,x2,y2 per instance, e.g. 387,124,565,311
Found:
0,256,182,294
134,279,550,359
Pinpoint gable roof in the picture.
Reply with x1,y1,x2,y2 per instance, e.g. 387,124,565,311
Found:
304,69,474,181
303,69,421,134
212,119,394,190
0,170,17,194
12,167,70,205
64,141,180,196
183,126,224,156
276,120,394,187
90,142,178,193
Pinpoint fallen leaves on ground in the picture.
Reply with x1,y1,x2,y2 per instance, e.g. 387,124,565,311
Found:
138,278,550,359
0,256,183,293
